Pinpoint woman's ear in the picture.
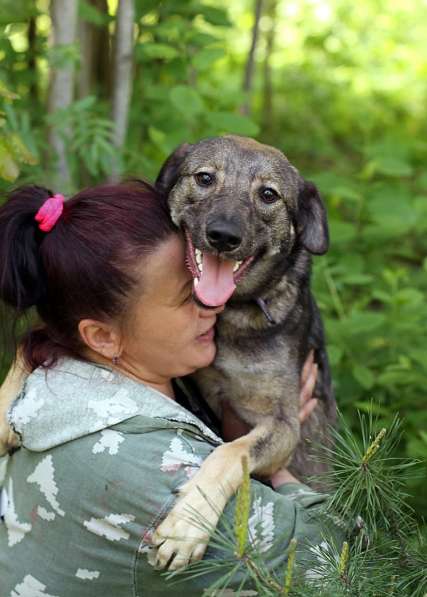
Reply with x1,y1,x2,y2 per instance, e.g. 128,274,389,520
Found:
296,180,329,255
78,319,122,360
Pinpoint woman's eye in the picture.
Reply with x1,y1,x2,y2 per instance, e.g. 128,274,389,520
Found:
195,172,215,187
259,187,279,204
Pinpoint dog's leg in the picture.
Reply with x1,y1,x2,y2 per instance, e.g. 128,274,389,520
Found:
152,417,298,570
0,351,28,455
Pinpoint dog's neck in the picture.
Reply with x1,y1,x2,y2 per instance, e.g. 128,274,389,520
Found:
224,245,312,328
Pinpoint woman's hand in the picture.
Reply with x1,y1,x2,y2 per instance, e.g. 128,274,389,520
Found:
221,350,319,442
299,349,319,424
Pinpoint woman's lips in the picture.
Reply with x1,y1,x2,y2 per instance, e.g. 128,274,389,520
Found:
196,326,215,343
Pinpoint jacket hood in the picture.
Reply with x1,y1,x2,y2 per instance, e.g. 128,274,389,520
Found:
7,358,220,452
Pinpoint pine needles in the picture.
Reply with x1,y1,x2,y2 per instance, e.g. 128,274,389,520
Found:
320,410,418,538
166,409,426,596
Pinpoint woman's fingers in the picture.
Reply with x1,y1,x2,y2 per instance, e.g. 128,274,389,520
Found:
299,397,318,424
301,360,318,405
299,359,319,423
301,349,314,387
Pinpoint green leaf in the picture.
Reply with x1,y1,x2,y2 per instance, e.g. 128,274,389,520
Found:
354,401,389,416
346,311,386,334
417,171,427,190
187,32,220,47
169,86,204,117
330,185,362,202
192,48,224,70
0,80,19,101
372,155,413,177
47,44,81,69
200,6,231,27
7,133,37,165
367,189,416,233
328,345,343,366
137,43,180,61
0,0,37,24
0,137,19,181
208,111,259,136
341,273,373,286
329,219,357,243
352,364,375,389
147,126,172,154
135,0,160,19
407,434,427,459
372,290,392,304
78,0,111,26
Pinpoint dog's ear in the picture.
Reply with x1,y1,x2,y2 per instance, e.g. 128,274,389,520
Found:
155,143,192,195
296,180,329,255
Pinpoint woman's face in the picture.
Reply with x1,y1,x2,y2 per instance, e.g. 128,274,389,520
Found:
119,233,223,383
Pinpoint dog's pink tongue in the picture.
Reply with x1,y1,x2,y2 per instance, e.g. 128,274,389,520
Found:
194,252,236,307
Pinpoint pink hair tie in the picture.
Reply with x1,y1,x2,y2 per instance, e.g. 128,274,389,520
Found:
34,193,65,232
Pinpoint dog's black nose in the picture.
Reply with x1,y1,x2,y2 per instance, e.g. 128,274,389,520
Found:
206,219,242,252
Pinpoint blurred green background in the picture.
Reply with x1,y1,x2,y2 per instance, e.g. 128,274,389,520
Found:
0,0,426,525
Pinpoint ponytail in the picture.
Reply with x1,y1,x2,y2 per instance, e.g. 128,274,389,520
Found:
0,185,53,311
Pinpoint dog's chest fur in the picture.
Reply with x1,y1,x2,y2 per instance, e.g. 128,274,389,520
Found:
192,279,306,426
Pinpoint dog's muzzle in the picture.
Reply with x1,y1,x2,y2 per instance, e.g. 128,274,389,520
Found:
205,216,242,253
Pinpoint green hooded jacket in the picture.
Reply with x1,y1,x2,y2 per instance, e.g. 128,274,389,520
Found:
0,358,344,596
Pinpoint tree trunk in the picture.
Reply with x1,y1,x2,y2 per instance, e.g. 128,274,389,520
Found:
110,0,135,181
241,0,264,117
27,17,38,104
261,0,277,138
77,0,111,100
48,0,78,188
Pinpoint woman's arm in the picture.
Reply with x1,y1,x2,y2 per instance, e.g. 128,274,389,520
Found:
125,420,344,593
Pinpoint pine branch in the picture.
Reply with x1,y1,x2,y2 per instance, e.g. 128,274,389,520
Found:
166,409,423,596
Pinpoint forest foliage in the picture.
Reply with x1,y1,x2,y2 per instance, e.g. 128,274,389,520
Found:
0,0,426,530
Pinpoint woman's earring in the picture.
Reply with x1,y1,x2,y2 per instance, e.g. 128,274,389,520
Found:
112,355,119,366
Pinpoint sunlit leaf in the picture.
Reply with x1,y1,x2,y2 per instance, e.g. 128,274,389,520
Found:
0,137,19,181
352,364,375,389
137,43,180,61
169,85,204,116
192,48,224,70
0,80,19,101
208,111,259,136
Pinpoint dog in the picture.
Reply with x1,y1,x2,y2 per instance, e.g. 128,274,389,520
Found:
152,135,336,569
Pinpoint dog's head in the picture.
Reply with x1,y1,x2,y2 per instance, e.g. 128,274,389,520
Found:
156,135,328,307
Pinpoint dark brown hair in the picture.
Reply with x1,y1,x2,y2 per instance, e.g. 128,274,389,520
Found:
0,180,175,369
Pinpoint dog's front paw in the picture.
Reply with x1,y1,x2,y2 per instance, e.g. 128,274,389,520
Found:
152,487,221,571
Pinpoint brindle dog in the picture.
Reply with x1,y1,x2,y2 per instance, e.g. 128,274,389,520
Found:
152,135,336,570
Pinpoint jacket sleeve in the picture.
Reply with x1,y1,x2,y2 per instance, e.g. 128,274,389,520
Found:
104,417,345,596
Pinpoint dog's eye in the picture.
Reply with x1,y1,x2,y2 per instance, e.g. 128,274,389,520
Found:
195,172,215,187
259,187,279,204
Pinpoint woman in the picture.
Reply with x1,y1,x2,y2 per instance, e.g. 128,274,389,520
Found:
0,181,342,596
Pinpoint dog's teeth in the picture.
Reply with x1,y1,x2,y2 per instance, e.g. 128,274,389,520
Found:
195,249,202,265
194,277,199,287
233,261,242,273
